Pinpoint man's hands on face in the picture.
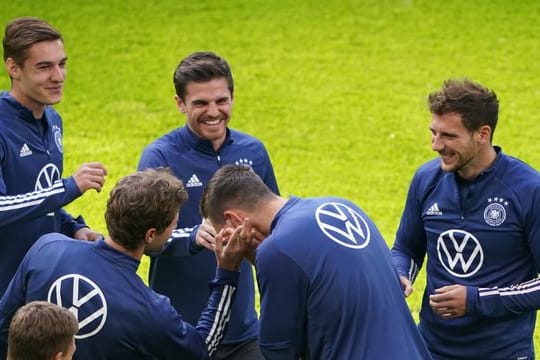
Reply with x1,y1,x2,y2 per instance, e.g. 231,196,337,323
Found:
214,218,262,271
195,218,217,251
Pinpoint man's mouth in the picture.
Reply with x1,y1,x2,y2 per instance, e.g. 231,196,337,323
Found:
439,152,454,162
202,119,222,126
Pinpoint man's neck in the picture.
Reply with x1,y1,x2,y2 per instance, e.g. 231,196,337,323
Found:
9,89,46,119
457,145,497,181
104,237,144,260
258,196,288,235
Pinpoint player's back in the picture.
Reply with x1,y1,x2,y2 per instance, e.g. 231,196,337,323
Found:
264,197,431,359
15,234,207,359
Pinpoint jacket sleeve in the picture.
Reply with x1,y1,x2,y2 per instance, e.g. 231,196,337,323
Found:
60,210,89,237
391,171,427,283
467,277,540,318
147,226,204,258
149,268,239,359
467,184,540,318
0,170,82,227
256,240,309,359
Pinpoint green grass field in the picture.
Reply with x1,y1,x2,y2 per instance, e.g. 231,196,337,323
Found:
3,0,540,348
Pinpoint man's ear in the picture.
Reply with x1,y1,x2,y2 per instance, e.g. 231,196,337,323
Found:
224,210,242,227
174,95,186,113
5,58,20,79
476,125,492,144
144,228,156,245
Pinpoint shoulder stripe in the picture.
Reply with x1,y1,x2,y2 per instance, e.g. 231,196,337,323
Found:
170,228,194,238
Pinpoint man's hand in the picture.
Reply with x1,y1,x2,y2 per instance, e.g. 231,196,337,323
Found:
195,218,217,251
73,162,107,193
399,275,413,297
429,284,467,319
214,219,253,271
74,227,102,241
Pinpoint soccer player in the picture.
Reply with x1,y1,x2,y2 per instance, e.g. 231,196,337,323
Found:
7,301,78,360
0,17,107,296
200,164,433,359
391,78,540,359
0,169,248,359
138,51,279,359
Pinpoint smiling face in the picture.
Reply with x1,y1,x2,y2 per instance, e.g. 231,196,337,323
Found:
176,77,233,151
430,112,489,179
6,39,67,118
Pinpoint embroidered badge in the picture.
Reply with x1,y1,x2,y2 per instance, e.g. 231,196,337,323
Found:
483,197,507,227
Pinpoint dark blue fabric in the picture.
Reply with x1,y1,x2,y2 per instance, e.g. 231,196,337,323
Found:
0,235,239,359
258,197,432,359
138,125,279,344
392,147,540,359
0,91,82,296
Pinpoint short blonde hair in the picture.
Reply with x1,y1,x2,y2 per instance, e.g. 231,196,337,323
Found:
8,301,78,360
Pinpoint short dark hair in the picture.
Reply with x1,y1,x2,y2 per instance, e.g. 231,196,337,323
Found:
8,301,78,360
105,168,188,250
200,165,273,226
428,78,499,140
173,51,234,101
3,17,62,65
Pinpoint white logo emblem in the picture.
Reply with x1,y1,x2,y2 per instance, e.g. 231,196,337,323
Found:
35,164,60,191
235,158,253,166
186,174,203,188
437,229,483,278
484,197,507,227
19,143,33,157
315,202,370,249
53,125,63,153
426,202,443,216
36,164,61,216
48,274,107,339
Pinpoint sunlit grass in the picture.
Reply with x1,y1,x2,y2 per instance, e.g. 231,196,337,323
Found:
3,0,540,347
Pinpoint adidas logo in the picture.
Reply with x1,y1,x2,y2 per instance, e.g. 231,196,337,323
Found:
19,143,32,157
186,174,203,188
426,202,443,216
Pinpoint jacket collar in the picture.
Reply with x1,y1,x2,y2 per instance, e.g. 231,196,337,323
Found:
92,237,140,272
180,125,234,155
270,196,300,232
1,91,38,122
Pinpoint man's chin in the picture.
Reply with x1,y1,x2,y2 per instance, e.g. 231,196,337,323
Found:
439,160,457,173
46,96,63,105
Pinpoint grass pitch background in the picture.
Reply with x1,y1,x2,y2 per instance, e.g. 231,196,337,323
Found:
3,0,540,345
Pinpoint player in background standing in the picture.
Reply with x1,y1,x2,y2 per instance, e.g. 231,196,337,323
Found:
392,78,540,359
138,51,278,359
0,17,107,296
